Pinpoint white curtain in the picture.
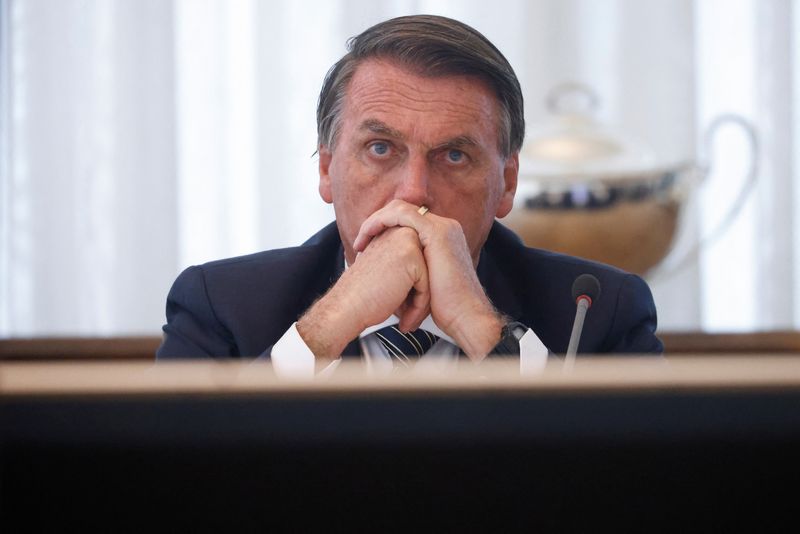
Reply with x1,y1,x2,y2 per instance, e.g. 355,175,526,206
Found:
1,0,178,335
693,0,797,331
1,0,797,336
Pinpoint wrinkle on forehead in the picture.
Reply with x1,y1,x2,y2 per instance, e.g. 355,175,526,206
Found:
342,60,499,135
351,84,494,121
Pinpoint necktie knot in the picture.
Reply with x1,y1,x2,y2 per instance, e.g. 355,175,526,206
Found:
375,324,438,366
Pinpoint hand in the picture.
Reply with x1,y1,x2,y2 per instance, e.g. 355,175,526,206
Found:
297,226,430,358
353,200,503,360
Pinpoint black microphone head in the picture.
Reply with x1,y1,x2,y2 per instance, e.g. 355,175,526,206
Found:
571,274,601,304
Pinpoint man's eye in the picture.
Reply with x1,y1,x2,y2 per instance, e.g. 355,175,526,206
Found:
369,142,390,157
446,149,465,163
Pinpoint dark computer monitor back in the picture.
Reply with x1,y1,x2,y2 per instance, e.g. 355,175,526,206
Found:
3,381,799,532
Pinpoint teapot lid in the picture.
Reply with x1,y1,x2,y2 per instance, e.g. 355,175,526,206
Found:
520,83,658,183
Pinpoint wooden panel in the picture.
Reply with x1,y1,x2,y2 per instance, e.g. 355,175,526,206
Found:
2,330,800,361
0,336,162,361
3,356,800,396
660,330,800,354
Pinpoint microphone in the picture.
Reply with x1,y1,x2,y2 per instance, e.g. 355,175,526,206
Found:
564,274,601,372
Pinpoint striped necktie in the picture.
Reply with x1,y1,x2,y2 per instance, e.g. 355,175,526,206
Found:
375,324,439,367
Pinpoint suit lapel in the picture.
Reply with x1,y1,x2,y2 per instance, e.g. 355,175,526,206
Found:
477,237,523,321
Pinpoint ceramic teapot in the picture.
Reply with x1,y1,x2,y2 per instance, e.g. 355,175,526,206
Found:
504,83,757,276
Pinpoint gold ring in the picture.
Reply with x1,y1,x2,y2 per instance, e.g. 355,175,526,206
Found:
417,205,429,216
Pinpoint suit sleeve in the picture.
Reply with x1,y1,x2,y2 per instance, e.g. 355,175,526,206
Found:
604,273,664,354
155,266,238,359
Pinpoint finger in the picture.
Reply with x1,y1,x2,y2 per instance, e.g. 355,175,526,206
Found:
397,289,431,332
353,200,409,251
397,256,431,332
354,203,430,252
352,217,396,253
352,207,405,252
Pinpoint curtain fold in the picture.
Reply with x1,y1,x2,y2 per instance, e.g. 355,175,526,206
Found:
1,0,178,335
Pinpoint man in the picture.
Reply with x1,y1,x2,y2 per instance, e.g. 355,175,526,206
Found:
157,15,662,370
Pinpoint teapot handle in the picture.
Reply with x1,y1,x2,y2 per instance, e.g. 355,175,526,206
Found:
649,114,759,281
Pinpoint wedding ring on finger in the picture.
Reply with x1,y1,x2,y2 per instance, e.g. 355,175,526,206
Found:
417,205,430,216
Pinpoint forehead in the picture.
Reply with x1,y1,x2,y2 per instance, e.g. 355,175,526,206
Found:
340,59,501,145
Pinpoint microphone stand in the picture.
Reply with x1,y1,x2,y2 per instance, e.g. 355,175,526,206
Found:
563,296,591,373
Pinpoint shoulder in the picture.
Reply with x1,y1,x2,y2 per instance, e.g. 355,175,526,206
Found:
196,222,341,278
484,221,637,291
177,221,344,317
165,223,341,308
484,222,662,354
159,222,344,358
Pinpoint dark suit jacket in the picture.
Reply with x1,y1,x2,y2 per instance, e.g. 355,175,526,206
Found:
156,221,663,359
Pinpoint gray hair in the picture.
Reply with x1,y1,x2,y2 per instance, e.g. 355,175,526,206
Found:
316,15,525,158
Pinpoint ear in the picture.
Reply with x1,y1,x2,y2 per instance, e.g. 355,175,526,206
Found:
495,152,518,218
318,144,333,204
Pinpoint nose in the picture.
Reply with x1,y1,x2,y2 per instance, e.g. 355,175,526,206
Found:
394,153,431,207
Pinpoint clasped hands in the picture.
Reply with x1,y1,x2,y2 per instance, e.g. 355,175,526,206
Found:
297,199,504,361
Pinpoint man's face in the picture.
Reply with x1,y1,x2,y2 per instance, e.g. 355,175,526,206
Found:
318,59,518,266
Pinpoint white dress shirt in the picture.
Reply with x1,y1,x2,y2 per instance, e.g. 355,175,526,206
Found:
270,314,549,379
270,254,550,378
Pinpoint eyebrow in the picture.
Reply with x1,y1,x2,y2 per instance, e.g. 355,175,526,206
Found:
433,135,478,151
360,119,479,150
360,119,405,140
